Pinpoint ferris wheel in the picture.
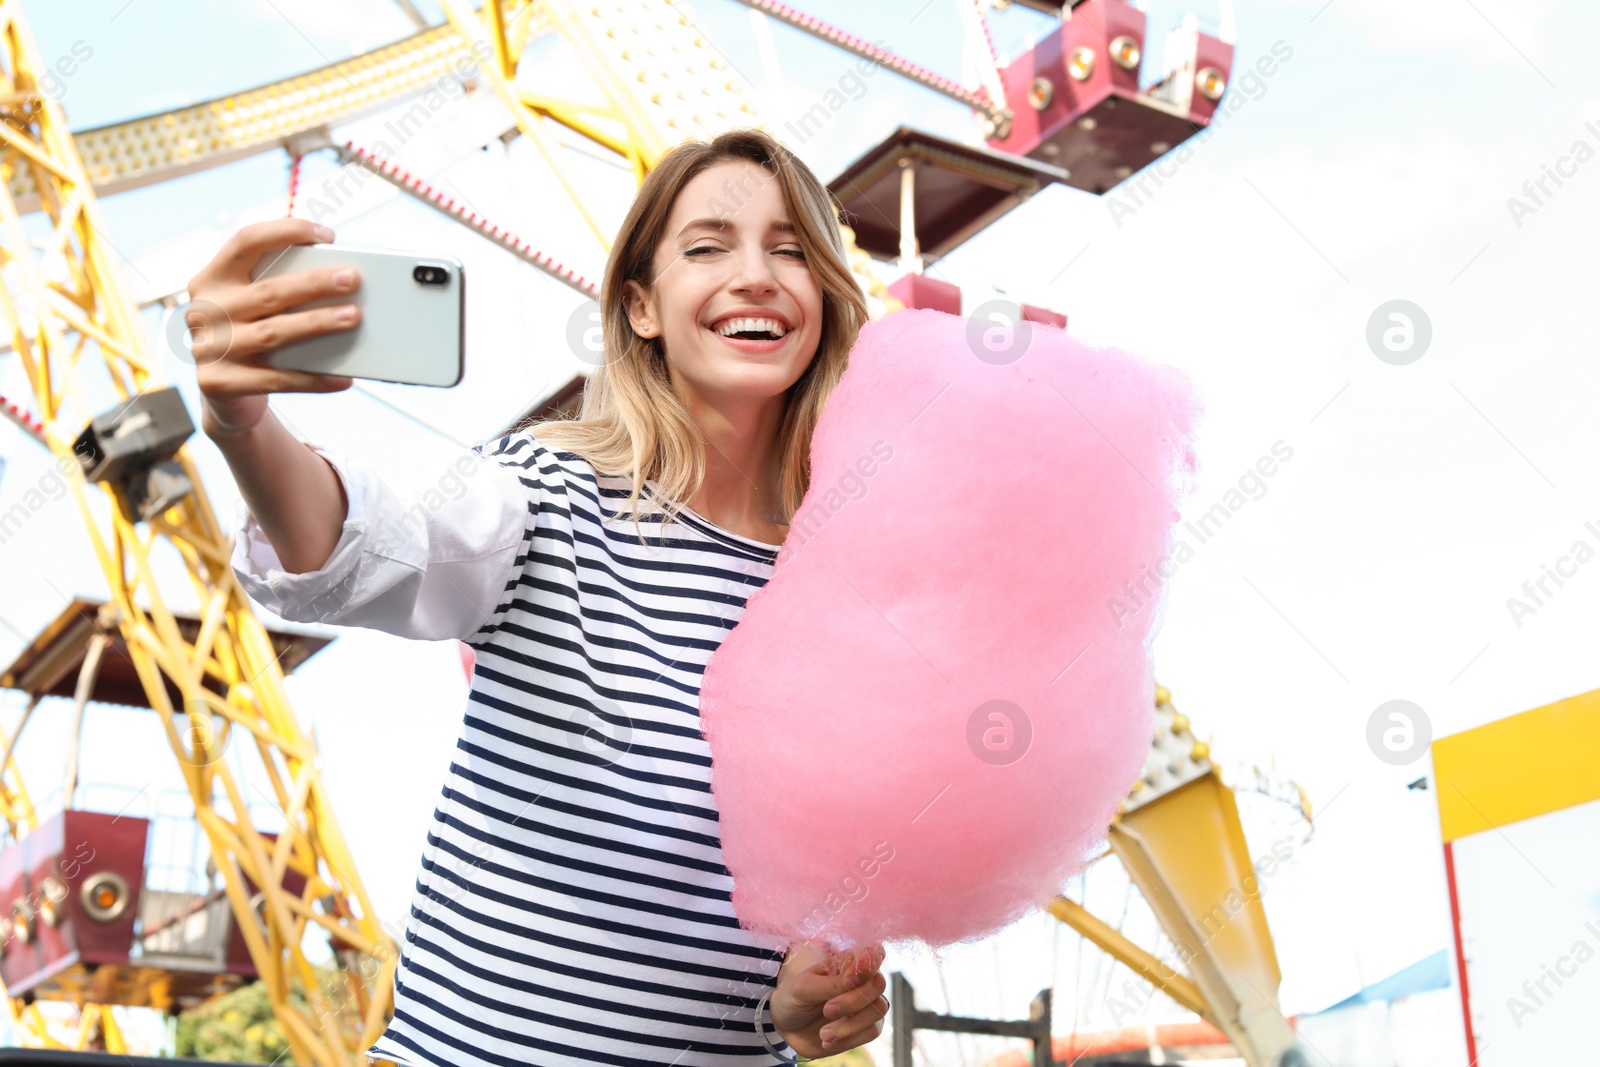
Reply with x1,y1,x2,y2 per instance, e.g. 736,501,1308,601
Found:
0,1,1310,1064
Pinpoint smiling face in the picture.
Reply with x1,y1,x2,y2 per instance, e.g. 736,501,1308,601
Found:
621,159,825,419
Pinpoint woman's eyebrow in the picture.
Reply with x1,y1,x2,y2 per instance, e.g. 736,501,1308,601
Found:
676,217,797,238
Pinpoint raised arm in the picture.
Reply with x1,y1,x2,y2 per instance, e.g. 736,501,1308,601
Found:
189,217,533,642
190,217,362,573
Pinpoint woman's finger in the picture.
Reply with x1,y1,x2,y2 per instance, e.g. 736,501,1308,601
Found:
253,367,357,393
197,217,332,287
819,994,889,1051
827,943,884,981
787,962,862,1011
203,361,354,396
230,303,362,363
242,264,361,321
823,970,886,1021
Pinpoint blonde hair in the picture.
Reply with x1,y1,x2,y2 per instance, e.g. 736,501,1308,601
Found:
509,127,868,543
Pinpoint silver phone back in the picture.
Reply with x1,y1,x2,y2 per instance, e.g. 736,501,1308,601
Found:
248,243,465,388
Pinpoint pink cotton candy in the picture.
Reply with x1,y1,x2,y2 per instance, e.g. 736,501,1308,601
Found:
698,307,1199,949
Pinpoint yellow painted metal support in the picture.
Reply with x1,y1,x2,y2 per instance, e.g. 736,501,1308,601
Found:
1109,772,1296,1065
442,0,622,250
531,0,671,167
97,1004,126,1053
0,1001,122,1052
4,22,494,211
1046,895,1211,1019
0,703,38,839
1046,687,1301,1067
16,1004,56,1048
441,0,776,249
514,89,635,160
0,2,396,1063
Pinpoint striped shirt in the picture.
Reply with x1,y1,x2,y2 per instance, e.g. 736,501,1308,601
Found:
230,429,794,1066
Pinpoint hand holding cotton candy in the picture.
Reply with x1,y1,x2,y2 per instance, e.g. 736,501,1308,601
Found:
699,307,1198,949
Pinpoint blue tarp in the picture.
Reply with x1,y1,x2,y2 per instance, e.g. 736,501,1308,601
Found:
1308,950,1453,1015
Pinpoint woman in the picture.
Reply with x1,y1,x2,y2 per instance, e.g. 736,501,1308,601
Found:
190,127,890,1065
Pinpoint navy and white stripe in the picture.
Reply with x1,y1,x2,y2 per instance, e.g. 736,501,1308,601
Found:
366,430,793,1067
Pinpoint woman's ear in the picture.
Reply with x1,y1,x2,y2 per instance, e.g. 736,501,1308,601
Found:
621,278,661,339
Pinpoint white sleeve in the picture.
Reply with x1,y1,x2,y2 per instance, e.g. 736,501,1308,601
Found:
229,441,530,643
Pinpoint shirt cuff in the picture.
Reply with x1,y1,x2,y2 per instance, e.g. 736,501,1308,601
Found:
229,444,381,620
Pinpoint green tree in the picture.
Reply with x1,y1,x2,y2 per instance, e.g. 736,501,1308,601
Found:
174,964,359,1062
173,980,290,1062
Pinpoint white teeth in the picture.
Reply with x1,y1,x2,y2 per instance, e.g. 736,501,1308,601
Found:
712,316,788,338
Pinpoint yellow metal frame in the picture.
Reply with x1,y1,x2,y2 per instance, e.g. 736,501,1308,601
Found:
1049,688,1300,1067
0,703,37,840
4,22,482,212
3,1001,129,1054
440,0,619,249
439,0,902,314
0,3,394,1063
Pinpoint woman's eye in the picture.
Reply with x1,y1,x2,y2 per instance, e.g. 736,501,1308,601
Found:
684,246,805,258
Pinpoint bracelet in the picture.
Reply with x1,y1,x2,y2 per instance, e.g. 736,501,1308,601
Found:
753,988,803,1064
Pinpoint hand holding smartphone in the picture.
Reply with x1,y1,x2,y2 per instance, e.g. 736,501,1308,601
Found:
248,242,465,388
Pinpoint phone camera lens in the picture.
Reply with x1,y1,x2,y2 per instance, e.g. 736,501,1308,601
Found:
413,266,447,286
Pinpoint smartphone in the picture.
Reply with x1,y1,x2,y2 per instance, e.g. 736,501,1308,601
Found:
248,243,465,388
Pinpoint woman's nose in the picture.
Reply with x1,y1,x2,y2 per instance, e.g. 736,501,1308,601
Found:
728,247,779,292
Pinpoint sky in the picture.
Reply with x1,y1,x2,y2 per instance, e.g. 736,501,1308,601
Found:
1,0,1596,1063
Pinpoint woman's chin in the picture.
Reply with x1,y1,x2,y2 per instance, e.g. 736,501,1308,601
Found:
693,367,805,403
